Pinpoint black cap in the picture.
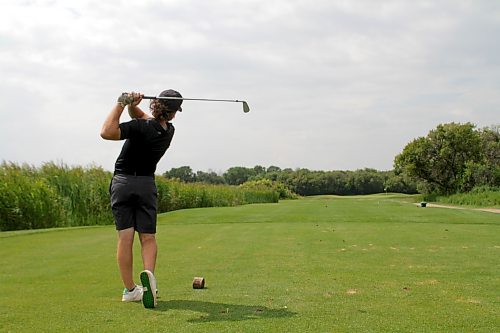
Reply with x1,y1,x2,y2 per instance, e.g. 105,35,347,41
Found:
159,89,183,112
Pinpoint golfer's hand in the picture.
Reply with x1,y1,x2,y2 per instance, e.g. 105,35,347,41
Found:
117,93,134,107
130,92,143,106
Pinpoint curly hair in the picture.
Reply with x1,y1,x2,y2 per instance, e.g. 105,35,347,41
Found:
149,100,175,121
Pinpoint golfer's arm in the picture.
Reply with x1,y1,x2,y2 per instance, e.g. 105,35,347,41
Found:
128,105,150,120
100,103,124,140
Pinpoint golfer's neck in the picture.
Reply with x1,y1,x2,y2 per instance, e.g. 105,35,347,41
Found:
158,119,168,130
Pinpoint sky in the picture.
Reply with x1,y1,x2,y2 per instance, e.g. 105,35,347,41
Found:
1,0,499,174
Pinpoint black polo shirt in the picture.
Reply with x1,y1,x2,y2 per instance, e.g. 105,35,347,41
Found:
114,118,175,176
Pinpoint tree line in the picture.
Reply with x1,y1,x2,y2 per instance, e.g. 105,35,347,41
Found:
164,122,499,197
163,166,418,196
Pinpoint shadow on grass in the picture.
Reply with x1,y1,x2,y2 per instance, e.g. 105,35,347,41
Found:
155,300,297,323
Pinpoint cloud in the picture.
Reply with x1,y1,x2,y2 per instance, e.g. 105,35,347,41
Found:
1,0,499,172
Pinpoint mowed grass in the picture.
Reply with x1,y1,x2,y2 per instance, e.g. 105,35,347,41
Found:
1,194,499,332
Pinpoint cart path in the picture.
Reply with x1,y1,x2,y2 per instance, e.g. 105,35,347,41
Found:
421,203,500,214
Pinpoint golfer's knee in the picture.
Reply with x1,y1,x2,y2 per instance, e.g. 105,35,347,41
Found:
139,233,156,244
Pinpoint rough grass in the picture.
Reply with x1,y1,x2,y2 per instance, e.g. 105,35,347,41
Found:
435,187,500,208
1,195,498,332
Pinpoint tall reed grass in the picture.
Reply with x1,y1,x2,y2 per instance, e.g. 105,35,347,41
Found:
434,186,500,207
0,163,65,230
0,162,279,231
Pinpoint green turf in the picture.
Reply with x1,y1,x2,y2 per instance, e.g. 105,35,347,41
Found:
1,195,498,332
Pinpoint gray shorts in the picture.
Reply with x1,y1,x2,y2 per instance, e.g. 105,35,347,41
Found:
110,174,158,233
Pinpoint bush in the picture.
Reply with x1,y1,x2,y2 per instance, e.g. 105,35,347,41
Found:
156,177,279,212
240,179,298,199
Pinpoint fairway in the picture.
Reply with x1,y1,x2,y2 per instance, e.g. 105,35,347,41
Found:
1,195,499,332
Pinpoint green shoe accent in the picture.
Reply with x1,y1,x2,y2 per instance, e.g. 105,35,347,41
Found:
140,271,155,309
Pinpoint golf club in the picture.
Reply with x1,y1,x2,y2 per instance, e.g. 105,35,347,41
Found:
138,94,250,113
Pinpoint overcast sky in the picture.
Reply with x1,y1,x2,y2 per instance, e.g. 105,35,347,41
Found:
1,0,499,174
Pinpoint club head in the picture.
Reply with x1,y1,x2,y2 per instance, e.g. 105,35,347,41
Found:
242,101,250,113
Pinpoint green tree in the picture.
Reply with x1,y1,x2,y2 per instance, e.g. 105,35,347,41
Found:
196,170,226,184
253,165,266,176
394,123,484,194
163,166,196,183
460,125,500,190
383,171,418,194
350,169,385,194
266,166,282,173
223,167,256,185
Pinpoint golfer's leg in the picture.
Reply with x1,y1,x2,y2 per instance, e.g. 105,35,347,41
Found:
139,233,157,273
117,227,136,290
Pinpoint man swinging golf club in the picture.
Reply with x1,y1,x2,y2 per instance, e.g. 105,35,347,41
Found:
100,89,183,308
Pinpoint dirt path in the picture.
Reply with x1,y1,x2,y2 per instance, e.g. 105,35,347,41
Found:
421,203,500,214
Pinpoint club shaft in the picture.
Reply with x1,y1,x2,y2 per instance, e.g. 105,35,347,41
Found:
142,96,244,103
132,93,250,112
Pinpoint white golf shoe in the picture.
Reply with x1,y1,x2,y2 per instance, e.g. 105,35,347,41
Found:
121,285,143,302
140,270,158,309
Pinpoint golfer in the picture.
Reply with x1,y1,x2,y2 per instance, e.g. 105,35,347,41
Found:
100,89,182,308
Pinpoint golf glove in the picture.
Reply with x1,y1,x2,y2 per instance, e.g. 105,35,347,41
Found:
117,93,134,106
